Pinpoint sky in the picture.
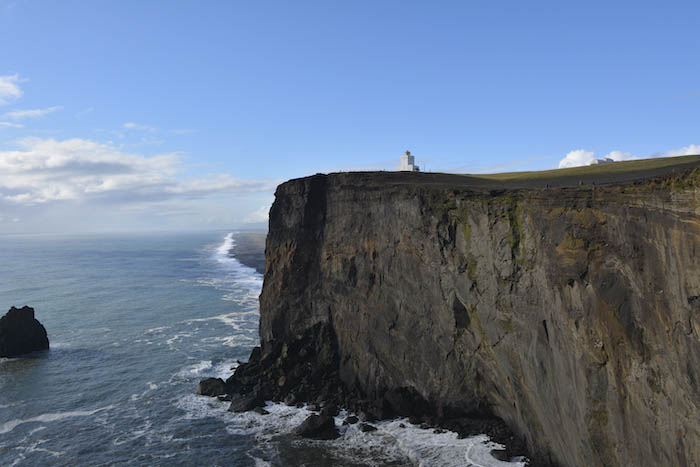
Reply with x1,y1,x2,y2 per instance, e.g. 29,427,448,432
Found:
1,1,699,233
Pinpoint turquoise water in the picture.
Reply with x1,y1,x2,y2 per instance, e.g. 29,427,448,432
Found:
0,232,526,467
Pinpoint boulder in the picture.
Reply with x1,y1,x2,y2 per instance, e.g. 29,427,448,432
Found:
342,415,359,425
358,423,377,433
228,392,263,413
0,306,49,357
252,406,270,415
294,414,340,440
196,377,227,397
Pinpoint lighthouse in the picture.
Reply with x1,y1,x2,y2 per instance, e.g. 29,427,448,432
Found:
399,150,420,172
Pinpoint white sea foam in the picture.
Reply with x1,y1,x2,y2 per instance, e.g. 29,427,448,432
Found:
200,334,256,347
0,402,22,409
215,232,236,260
174,393,232,422
183,311,254,327
112,420,153,446
174,397,527,467
180,232,264,314
165,332,193,347
356,418,528,467
28,426,46,435
0,406,114,435
129,382,159,401
212,232,263,289
175,360,213,379
248,454,272,467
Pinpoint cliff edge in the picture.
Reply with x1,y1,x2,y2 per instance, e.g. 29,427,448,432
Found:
232,155,700,466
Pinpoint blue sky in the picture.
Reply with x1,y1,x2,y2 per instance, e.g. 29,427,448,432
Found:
1,1,698,233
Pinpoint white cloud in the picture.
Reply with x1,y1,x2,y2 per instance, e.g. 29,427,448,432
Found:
557,145,698,168
123,122,156,132
0,75,22,105
604,150,635,162
558,149,595,168
0,121,23,128
0,137,277,205
662,144,700,157
3,106,62,120
243,205,270,224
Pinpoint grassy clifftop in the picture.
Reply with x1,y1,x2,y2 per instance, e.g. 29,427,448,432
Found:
318,154,700,191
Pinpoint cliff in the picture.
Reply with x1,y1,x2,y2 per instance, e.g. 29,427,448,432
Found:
234,156,700,466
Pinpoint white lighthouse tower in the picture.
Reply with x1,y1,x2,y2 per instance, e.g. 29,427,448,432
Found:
400,150,420,172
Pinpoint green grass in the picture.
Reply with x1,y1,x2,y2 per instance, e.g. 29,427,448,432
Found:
464,154,700,181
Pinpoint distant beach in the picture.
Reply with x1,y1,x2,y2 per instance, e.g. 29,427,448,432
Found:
230,231,266,275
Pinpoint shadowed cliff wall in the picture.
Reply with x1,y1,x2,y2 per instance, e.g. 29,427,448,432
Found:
258,167,700,466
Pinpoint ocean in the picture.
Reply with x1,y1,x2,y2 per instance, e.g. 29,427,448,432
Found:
0,231,527,466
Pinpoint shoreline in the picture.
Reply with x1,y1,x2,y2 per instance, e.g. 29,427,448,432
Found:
229,231,266,275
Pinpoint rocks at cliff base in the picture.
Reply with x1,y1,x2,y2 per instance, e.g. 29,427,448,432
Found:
342,415,359,425
196,377,227,397
227,392,264,413
252,406,269,415
320,403,339,417
294,414,340,440
358,423,377,433
0,306,49,357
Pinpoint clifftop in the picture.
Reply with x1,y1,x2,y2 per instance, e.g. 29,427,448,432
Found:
288,153,700,191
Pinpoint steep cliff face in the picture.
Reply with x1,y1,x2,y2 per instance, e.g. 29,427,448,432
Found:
256,165,700,466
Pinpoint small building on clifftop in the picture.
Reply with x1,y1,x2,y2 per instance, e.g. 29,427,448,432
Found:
400,150,420,172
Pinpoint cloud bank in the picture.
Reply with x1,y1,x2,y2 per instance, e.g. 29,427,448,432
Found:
0,137,277,205
558,145,699,168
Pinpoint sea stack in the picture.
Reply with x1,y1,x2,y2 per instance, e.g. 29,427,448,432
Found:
0,306,50,357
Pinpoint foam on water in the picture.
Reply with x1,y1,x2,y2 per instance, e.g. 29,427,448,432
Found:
0,406,114,435
360,419,528,467
208,231,264,306
175,394,528,467
215,232,236,258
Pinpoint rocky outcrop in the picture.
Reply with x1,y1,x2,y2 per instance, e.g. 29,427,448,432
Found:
231,159,700,466
0,306,49,357
294,414,340,440
196,377,227,397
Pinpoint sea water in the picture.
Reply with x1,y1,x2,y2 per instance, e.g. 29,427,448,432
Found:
0,231,527,466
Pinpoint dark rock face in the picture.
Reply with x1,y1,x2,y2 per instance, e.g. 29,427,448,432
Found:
231,165,700,466
196,378,227,397
0,306,49,357
227,393,263,413
343,415,359,425
358,423,377,433
294,414,340,440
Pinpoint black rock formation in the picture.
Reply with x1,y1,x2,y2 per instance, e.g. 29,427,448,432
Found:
0,306,49,357
294,414,340,440
196,377,227,397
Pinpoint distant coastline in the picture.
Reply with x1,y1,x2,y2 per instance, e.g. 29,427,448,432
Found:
230,231,266,275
